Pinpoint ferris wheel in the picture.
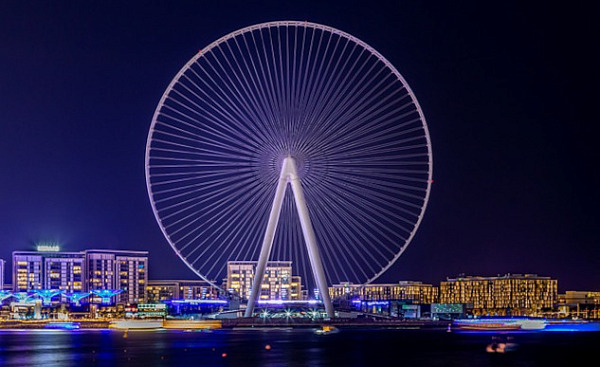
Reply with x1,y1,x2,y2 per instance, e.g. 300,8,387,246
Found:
145,21,432,317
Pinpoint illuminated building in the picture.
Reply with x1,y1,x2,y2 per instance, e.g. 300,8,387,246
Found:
44,252,85,292
146,280,177,303
115,252,148,304
11,247,148,305
226,261,302,301
440,273,557,316
12,253,43,291
558,291,600,319
85,250,117,292
330,281,439,304
146,280,220,303
85,250,148,304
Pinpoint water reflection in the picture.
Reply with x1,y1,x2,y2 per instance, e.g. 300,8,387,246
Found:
0,328,597,366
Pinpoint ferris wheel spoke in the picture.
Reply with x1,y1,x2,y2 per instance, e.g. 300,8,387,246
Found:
316,60,388,137
324,116,423,155
299,33,346,135
251,29,282,124
199,202,268,277
151,128,252,161
235,35,281,136
158,178,264,234
175,179,271,255
314,194,379,277
316,202,372,283
296,27,326,130
166,82,263,148
158,103,263,154
321,187,417,241
310,201,361,282
317,175,417,233
304,46,372,134
219,43,282,146
315,95,413,151
154,113,259,156
300,50,365,150
185,183,273,264
197,52,281,148
153,171,258,210
310,187,379,274
326,139,428,164
300,43,358,146
326,171,427,203
174,73,273,150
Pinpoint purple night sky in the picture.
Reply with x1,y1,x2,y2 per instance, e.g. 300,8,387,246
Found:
0,1,598,290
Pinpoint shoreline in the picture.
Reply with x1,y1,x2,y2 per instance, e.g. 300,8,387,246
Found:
0,318,449,330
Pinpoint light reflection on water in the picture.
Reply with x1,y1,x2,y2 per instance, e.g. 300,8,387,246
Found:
0,328,597,367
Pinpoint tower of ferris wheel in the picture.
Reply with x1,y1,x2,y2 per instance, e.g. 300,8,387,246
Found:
145,21,433,318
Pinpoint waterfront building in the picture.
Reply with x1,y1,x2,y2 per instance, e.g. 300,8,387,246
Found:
11,246,148,305
440,273,557,316
85,250,116,292
85,249,148,304
226,261,302,301
146,280,177,303
329,281,439,304
43,252,85,292
558,291,600,319
115,252,148,304
12,253,43,291
147,280,220,303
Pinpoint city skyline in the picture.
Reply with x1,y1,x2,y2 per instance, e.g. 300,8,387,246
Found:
1,2,598,291
0,244,591,295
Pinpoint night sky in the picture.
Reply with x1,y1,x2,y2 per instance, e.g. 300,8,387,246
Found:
1,1,598,291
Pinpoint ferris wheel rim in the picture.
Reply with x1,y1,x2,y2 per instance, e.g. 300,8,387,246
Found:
145,20,433,289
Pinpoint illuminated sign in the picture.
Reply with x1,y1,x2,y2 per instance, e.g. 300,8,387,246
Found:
36,243,61,252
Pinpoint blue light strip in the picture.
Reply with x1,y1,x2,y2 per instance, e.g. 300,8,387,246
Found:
257,300,321,305
169,299,228,305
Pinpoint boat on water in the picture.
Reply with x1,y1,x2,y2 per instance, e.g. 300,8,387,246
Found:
452,318,546,332
109,320,163,330
315,325,339,335
44,322,81,330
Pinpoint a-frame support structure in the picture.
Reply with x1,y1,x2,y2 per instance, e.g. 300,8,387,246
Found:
244,156,335,318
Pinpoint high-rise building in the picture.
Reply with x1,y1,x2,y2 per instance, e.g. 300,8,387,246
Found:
115,252,148,304
226,261,302,301
85,249,148,304
12,253,43,291
330,281,439,304
43,252,85,292
85,250,116,291
11,247,148,305
440,273,557,316
147,280,220,303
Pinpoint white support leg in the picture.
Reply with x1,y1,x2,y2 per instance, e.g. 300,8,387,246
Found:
244,163,289,317
244,156,335,319
288,160,335,318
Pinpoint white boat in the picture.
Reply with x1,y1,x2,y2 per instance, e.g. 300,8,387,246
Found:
109,319,163,330
315,325,339,335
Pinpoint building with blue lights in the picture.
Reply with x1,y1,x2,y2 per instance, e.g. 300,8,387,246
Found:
11,247,148,306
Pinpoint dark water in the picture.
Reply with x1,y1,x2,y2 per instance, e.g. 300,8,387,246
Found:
0,328,598,366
